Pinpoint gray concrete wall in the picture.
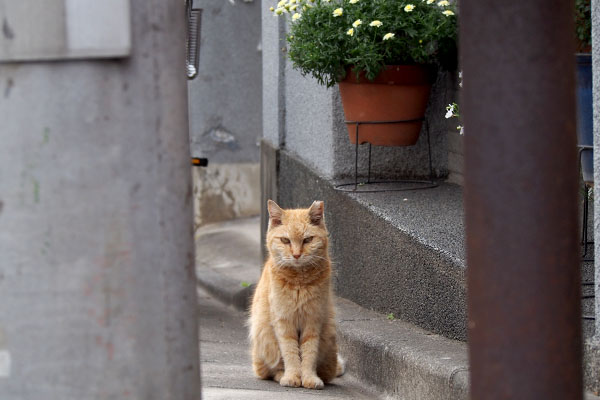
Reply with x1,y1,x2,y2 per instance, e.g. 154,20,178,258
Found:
0,1,199,399
282,60,454,180
188,0,262,162
188,0,262,228
284,65,336,176
447,130,464,186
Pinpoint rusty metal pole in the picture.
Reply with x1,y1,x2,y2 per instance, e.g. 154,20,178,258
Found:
461,0,582,398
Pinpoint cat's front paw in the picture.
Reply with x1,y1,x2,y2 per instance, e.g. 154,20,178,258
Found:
279,372,302,388
302,374,324,390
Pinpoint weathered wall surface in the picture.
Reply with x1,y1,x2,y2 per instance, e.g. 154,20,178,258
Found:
192,163,260,229
188,0,262,227
0,1,199,399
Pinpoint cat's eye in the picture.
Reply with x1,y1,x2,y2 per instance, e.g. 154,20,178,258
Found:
303,236,314,244
280,237,290,244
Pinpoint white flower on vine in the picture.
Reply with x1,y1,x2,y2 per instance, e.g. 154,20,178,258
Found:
347,28,354,36
442,9,455,16
404,4,415,12
292,12,301,20
350,0,359,3
352,19,362,28
369,20,383,27
333,7,343,16
383,32,395,40
437,0,450,6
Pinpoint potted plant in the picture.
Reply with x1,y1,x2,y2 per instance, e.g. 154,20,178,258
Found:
272,0,458,146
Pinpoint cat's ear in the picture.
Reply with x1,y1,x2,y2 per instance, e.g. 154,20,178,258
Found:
308,201,324,226
267,200,283,227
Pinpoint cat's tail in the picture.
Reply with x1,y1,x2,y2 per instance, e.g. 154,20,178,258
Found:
336,354,346,377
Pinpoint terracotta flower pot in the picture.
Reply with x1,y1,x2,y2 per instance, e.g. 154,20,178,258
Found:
338,65,433,146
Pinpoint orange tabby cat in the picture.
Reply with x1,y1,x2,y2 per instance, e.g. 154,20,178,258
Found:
248,200,344,389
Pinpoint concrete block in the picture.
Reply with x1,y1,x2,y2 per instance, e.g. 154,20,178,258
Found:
0,0,131,61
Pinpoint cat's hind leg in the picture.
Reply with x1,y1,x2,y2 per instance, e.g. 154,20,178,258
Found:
316,323,339,384
251,324,282,380
252,357,271,380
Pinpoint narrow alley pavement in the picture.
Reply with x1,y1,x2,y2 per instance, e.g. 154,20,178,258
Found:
198,286,379,399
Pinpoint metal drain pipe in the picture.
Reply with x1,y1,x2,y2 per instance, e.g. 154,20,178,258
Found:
461,0,583,398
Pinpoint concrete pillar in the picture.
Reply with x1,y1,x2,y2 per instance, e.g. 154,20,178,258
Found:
0,1,200,399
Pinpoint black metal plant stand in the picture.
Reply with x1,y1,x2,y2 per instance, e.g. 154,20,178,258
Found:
579,145,594,260
334,118,438,193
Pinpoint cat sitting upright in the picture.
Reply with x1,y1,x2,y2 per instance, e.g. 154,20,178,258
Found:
248,200,344,389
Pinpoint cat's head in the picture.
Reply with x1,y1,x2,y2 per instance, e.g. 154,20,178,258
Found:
266,200,329,268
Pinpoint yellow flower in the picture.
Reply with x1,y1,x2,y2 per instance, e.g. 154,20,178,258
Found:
419,39,423,43
352,19,362,28
404,4,415,12
289,0,296,3
347,28,354,36
333,7,343,17
349,0,359,3
269,6,274,11
277,0,286,6
292,12,301,20
274,7,284,15
289,4,298,10
437,0,450,5
442,9,454,16
383,32,395,40
369,20,383,27
427,0,434,3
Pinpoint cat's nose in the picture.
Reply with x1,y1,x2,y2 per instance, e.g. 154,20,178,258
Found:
293,254,301,259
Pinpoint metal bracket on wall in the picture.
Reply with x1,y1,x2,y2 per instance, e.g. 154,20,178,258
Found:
334,119,438,193
186,0,202,79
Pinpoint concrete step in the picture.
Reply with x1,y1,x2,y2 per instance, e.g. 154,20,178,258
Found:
276,149,468,340
195,217,469,399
